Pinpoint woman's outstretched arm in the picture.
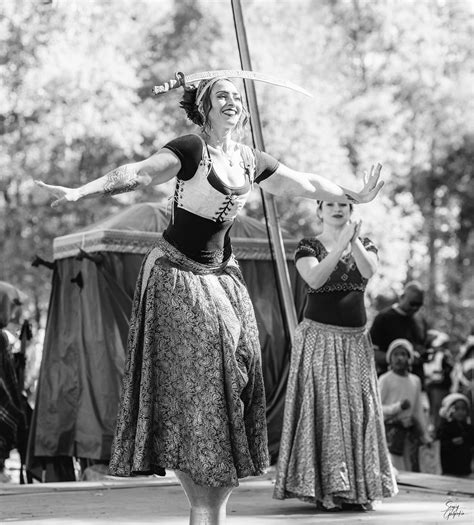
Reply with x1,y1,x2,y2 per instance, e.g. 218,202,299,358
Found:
259,162,384,204
35,149,180,207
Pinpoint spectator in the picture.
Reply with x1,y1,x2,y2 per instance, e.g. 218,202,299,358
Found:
0,325,25,483
451,336,474,425
379,339,431,473
437,393,474,477
370,281,428,380
423,331,453,432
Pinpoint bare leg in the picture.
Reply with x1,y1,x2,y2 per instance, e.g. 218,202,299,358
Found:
175,470,233,525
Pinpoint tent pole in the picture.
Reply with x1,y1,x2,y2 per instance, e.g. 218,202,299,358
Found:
230,0,298,341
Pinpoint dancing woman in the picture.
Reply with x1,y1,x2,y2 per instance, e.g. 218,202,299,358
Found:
36,74,383,524
273,200,397,511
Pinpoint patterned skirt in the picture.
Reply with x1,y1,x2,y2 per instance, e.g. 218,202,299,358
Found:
273,319,397,508
108,237,269,487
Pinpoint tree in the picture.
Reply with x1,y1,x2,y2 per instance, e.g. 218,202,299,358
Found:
1,0,472,341
0,0,224,325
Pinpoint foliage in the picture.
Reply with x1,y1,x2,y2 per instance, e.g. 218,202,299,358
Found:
0,0,473,343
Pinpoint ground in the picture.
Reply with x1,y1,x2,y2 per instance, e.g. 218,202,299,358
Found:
1,463,473,524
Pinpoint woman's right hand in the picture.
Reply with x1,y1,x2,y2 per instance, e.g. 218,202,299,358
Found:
34,181,81,208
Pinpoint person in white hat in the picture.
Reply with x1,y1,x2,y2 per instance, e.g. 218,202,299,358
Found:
437,393,473,476
379,339,431,472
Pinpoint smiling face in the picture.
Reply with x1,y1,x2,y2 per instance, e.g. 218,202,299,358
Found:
206,79,243,131
317,201,352,225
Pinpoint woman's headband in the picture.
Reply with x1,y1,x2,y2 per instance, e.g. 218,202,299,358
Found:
152,69,313,98
195,77,223,106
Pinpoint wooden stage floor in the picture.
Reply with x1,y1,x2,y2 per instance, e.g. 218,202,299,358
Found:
1,469,473,524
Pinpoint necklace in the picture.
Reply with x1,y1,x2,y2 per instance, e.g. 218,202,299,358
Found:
221,147,235,166
207,141,236,166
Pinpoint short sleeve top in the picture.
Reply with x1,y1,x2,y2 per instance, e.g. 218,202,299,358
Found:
163,134,279,184
295,237,378,293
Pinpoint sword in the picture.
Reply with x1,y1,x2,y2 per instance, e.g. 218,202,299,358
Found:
152,70,312,98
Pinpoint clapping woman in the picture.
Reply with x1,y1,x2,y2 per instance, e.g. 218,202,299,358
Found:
274,201,396,511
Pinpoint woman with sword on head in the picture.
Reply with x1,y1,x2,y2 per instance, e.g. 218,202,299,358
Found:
35,70,385,524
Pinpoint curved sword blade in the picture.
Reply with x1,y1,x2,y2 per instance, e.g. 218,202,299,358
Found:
183,69,313,98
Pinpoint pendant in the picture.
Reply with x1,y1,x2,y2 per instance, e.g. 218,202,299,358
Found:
223,150,234,166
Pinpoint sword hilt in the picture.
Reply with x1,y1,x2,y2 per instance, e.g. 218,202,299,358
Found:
152,72,186,95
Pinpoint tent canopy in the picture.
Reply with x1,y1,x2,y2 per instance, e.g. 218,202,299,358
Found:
53,202,296,261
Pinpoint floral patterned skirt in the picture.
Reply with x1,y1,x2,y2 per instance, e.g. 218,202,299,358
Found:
273,319,397,508
108,237,269,487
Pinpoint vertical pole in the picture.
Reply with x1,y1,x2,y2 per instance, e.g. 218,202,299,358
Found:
231,0,298,340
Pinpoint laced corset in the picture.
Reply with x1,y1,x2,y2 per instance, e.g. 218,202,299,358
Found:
161,134,279,265
170,140,254,223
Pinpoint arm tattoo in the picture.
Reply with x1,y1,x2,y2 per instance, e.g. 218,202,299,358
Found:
103,165,140,195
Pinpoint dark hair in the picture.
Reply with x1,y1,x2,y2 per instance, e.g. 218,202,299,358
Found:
179,85,204,126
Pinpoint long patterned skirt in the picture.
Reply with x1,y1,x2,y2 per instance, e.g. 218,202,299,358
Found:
273,319,397,508
108,237,269,487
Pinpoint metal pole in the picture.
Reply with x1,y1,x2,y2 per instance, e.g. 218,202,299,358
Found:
231,0,298,340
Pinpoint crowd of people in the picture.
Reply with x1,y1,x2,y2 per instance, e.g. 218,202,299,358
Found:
371,283,473,478
0,73,472,523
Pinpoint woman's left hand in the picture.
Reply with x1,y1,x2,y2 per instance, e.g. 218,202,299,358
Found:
345,163,384,204
350,220,362,244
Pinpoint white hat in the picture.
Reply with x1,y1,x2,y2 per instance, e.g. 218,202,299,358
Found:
386,338,415,364
439,393,470,420
430,330,450,348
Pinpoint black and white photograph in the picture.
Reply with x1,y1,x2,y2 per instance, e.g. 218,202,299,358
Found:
0,0,473,523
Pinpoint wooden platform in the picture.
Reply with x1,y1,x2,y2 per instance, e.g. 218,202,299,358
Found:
1,469,473,524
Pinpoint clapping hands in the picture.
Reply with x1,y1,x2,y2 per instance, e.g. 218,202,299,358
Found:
336,220,362,250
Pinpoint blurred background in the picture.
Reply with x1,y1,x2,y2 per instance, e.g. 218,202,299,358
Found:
0,0,473,402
